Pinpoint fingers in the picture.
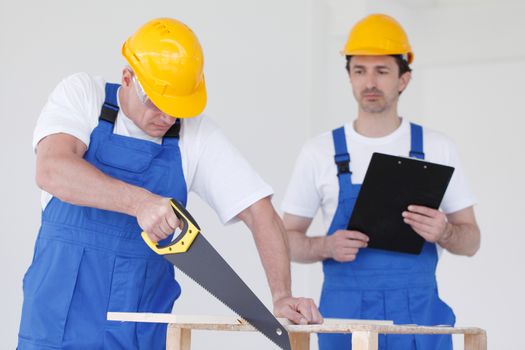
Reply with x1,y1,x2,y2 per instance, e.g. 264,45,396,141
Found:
156,215,179,240
166,213,178,231
337,230,369,243
146,232,163,243
340,239,367,249
295,298,323,324
348,230,370,242
274,297,323,325
403,206,447,242
406,205,437,217
287,308,309,325
160,215,177,235
148,228,167,243
274,300,306,324
336,251,361,262
402,217,434,240
402,211,434,226
137,196,180,242
403,216,433,232
328,230,369,262
332,245,360,262
150,216,174,241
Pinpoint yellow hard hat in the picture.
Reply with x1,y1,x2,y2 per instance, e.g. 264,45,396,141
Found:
122,18,206,118
342,14,413,64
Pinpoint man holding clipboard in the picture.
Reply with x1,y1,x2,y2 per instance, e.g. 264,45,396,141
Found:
281,14,480,350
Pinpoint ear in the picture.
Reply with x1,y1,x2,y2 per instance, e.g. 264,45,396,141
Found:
347,67,354,84
121,67,133,87
399,71,411,93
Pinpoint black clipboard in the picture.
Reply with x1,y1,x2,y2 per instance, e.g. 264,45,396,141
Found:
347,152,454,254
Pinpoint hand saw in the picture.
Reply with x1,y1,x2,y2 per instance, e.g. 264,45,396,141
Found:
141,199,291,350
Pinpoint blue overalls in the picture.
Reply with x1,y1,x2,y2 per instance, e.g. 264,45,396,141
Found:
318,124,456,350
18,83,186,349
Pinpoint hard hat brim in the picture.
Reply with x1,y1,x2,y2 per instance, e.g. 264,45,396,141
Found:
340,49,413,64
142,76,207,118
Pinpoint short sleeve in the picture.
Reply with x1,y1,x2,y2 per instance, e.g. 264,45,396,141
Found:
281,143,321,218
440,139,477,214
189,125,273,224
32,73,103,151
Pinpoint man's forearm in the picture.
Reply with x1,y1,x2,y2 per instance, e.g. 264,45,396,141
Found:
439,222,480,256
238,198,292,302
288,231,327,263
37,151,150,216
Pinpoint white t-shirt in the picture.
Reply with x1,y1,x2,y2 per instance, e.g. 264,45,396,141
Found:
281,118,476,231
33,72,273,224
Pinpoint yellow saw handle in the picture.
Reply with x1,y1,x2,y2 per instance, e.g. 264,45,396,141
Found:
141,199,201,255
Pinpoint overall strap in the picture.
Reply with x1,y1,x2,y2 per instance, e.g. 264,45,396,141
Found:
409,122,425,159
99,82,181,139
99,83,120,123
332,127,351,175
332,126,354,197
164,119,181,139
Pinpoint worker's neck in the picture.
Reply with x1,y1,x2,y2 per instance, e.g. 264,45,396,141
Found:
354,111,402,138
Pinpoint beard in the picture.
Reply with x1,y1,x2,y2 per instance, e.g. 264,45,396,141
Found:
360,99,387,113
357,88,393,114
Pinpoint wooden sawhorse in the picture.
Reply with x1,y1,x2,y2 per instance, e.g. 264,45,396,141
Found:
108,312,486,350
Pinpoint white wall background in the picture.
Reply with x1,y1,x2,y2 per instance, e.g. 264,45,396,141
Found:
1,0,523,349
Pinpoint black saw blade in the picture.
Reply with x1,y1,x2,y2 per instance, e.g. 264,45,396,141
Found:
164,233,291,350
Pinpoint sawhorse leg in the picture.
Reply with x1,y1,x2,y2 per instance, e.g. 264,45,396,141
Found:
290,332,310,350
352,331,379,350
167,326,191,350
465,332,487,350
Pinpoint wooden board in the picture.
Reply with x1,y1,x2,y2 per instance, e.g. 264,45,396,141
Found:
107,312,484,335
